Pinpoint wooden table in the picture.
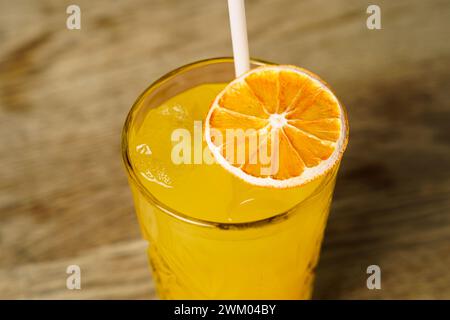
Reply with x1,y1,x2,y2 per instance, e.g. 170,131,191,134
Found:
0,0,449,299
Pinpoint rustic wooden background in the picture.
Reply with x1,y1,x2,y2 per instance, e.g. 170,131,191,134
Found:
0,0,449,299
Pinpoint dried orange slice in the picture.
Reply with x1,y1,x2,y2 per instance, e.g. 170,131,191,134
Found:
205,65,348,188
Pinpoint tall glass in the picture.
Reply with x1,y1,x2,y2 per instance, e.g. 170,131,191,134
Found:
122,58,347,299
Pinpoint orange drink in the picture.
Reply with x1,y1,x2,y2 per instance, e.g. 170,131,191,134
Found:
122,58,348,299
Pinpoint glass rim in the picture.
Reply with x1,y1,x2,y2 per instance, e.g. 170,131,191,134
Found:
121,57,344,229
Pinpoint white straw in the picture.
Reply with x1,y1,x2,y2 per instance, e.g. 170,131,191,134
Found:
227,0,250,77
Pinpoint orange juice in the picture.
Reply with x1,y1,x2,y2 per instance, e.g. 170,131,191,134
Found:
122,58,347,299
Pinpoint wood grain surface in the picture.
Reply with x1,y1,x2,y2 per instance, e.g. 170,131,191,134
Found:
0,0,449,299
